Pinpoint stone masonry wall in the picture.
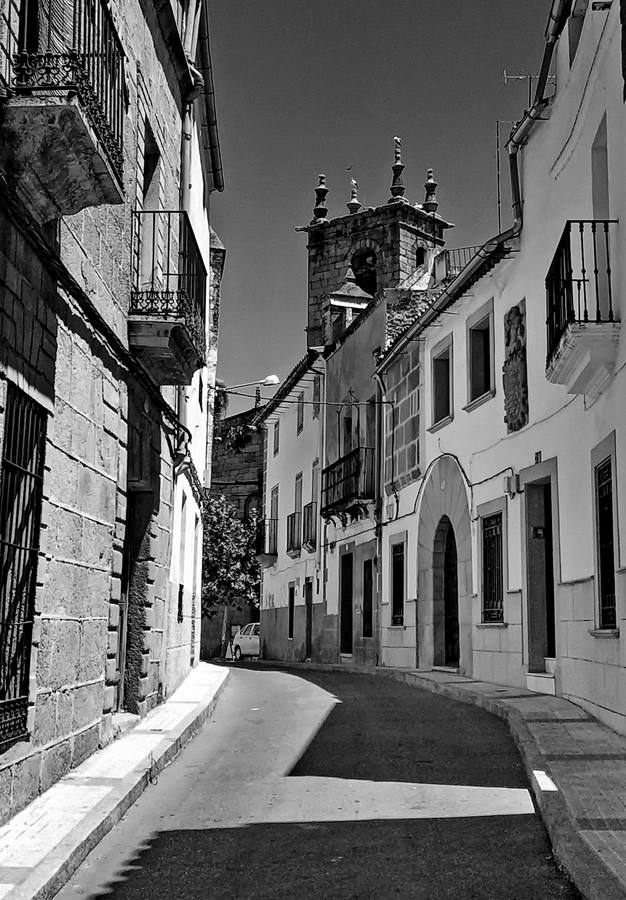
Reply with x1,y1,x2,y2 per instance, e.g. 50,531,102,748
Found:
306,204,440,347
0,0,197,820
210,409,264,520
0,213,128,823
384,344,421,494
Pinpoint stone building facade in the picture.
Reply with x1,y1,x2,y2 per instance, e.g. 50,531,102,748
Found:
0,0,223,821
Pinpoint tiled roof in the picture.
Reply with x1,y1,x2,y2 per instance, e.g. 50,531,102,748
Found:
384,287,445,349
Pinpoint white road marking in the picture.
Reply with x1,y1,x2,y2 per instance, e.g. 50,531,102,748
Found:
532,770,558,792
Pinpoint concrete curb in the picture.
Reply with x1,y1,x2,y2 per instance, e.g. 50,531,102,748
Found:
8,665,230,900
246,659,625,900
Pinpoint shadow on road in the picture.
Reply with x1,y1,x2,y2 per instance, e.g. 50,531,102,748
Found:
82,816,577,900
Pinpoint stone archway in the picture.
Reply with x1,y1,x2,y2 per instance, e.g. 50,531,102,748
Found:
416,456,472,673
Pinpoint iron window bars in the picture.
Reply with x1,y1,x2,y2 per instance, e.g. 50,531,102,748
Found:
1,0,125,181
0,383,47,747
481,512,504,623
321,447,374,516
130,210,207,363
545,219,618,364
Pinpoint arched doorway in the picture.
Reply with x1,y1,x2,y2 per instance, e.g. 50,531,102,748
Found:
432,516,460,668
442,521,459,666
416,456,472,673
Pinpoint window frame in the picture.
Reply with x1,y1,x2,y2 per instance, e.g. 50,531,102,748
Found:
273,421,279,456
477,497,508,626
429,333,453,430
390,535,406,627
591,432,619,632
465,299,495,411
288,583,295,639
296,392,305,434
363,557,374,638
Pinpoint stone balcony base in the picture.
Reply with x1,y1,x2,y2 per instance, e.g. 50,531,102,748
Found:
546,321,621,402
0,95,123,222
129,318,205,386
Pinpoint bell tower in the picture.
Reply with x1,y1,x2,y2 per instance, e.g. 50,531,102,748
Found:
299,139,453,348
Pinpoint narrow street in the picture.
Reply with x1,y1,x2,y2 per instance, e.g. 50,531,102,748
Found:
57,667,579,900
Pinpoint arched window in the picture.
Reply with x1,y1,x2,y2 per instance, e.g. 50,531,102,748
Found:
351,249,377,296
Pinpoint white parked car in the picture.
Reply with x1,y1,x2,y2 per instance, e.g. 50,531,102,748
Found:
232,622,260,660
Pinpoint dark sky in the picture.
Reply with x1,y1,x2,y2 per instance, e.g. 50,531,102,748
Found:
208,0,550,412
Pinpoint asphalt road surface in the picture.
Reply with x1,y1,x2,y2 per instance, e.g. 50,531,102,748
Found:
57,666,580,900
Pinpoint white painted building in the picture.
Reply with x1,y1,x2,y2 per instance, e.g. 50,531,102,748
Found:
254,352,326,661
377,0,626,734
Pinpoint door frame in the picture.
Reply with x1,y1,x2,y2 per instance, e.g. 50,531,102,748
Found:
339,548,354,655
519,457,561,671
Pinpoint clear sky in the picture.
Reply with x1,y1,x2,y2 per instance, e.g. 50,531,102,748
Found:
208,0,550,413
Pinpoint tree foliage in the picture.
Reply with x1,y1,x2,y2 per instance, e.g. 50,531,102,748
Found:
202,495,260,616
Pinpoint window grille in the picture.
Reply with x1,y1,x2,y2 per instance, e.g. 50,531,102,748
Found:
391,542,404,626
363,558,373,638
595,457,616,629
482,513,503,622
0,383,47,747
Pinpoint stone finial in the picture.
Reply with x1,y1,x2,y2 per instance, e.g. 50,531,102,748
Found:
344,265,357,282
347,177,361,214
388,136,407,204
312,174,329,224
423,168,438,213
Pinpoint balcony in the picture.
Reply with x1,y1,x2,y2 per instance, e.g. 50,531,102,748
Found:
129,211,207,385
286,512,301,557
302,501,317,551
546,220,620,401
433,246,481,283
0,0,125,221
256,518,278,567
321,447,375,522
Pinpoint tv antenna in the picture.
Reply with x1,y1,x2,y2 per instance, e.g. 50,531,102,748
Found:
504,70,556,108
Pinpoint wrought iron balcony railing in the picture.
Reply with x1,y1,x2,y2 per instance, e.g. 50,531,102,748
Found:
256,518,278,558
1,0,125,181
130,210,207,363
434,246,481,282
546,220,618,364
302,501,317,550
321,447,375,517
286,512,301,556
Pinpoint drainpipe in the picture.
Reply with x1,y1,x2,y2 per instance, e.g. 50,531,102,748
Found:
507,0,570,225
373,371,399,518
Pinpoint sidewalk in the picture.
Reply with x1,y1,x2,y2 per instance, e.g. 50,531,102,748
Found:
253,660,626,900
0,663,229,900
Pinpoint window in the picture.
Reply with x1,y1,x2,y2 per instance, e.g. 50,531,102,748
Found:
363,558,373,638
297,392,304,434
365,395,376,448
468,314,493,403
391,542,405,626
273,421,279,456
342,408,353,455
288,584,295,639
177,493,187,622
0,383,47,746
312,375,321,419
294,473,303,516
311,460,319,501
351,249,377,296
432,338,452,426
595,457,616,629
481,513,504,622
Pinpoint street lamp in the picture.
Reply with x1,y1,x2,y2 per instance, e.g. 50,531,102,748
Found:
222,374,280,390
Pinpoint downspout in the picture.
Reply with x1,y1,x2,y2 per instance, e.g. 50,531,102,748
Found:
507,0,570,223
373,371,399,517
